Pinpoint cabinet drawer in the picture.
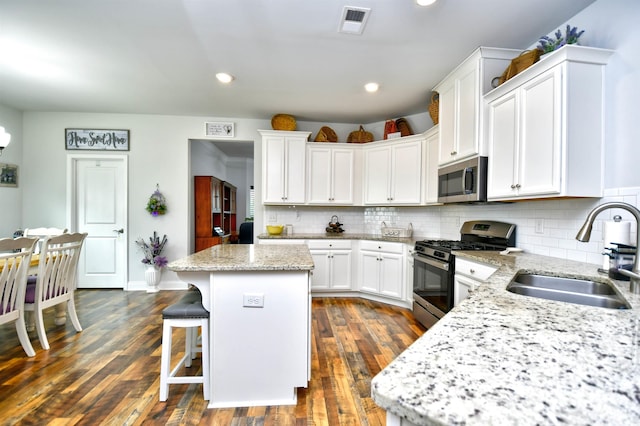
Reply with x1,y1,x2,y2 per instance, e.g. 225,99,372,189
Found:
455,258,497,281
360,240,404,254
307,239,351,250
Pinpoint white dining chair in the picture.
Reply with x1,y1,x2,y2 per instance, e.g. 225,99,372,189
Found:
23,227,67,254
23,227,69,328
0,237,38,357
24,232,87,350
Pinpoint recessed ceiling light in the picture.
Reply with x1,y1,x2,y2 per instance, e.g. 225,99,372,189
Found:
416,0,437,6
216,72,234,84
364,82,379,93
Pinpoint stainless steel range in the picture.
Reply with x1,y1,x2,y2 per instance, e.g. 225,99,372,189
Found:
412,220,516,328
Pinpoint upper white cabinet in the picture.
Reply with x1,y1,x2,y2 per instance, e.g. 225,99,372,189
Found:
307,144,357,205
486,46,613,201
363,135,424,205
422,126,440,204
260,130,311,204
434,47,519,166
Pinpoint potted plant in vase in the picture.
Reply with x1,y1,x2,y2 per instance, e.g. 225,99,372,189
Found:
136,232,168,293
537,25,585,55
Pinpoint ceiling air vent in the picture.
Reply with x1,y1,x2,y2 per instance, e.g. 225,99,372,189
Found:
338,6,371,35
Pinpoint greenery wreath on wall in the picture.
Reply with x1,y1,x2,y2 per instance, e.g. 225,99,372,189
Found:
146,184,167,217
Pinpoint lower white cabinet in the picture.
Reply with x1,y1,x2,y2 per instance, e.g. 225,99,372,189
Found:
386,412,418,426
359,241,405,300
307,240,352,291
453,257,497,306
258,238,411,307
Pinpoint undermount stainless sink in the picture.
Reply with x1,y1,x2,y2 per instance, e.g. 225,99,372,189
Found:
507,273,631,310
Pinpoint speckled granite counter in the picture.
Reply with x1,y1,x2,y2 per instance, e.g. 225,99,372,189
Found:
257,232,417,245
168,243,314,272
372,251,640,425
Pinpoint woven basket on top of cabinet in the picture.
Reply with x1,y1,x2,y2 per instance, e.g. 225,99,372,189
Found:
347,125,374,143
271,114,297,131
497,49,541,86
314,126,338,142
428,93,439,125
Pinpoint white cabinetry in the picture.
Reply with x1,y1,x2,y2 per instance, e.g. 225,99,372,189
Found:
434,47,519,166
486,46,613,201
386,412,418,426
454,257,497,306
364,136,423,205
359,241,405,300
307,145,356,205
260,130,311,204
307,240,352,291
422,125,440,204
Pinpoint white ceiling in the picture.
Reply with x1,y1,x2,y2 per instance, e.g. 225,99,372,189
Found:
0,0,595,124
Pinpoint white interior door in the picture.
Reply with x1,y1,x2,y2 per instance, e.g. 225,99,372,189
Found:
69,155,127,288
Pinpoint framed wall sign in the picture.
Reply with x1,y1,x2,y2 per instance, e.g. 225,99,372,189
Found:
0,163,18,187
65,129,130,151
205,122,235,138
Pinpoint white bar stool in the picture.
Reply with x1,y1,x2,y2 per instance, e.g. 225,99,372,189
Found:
159,292,210,401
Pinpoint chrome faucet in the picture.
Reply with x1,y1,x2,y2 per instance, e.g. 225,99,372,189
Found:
576,202,640,294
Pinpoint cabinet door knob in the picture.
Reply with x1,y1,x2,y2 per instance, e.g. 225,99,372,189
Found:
515,184,521,189
469,269,476,274
510,184,516,189
451,151,457,156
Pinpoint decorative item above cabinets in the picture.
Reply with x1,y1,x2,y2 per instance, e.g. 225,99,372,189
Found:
485,45,613,201
433,47,520,167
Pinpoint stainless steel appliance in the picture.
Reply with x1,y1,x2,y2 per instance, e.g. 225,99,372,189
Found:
412,220,516,328
438,156,488,203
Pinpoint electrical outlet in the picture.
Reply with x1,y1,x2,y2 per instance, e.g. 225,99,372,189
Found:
535,219,544,234
268,213,277,222
243,293,264,308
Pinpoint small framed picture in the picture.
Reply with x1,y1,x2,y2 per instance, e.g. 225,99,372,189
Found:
205,122,235,138
0,163,18,187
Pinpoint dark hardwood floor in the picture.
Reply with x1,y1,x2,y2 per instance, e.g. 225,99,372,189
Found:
0,290,425,425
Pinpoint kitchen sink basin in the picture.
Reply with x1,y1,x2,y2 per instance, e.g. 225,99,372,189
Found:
507,273,631,310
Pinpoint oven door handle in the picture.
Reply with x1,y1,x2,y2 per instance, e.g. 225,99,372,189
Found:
413,254,449,272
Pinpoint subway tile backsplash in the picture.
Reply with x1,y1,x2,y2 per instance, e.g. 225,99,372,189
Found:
264,186,639,266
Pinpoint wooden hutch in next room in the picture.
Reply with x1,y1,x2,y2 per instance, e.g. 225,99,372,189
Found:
194,176,237,252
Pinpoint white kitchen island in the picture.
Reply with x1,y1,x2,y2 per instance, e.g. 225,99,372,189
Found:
168,244,314,409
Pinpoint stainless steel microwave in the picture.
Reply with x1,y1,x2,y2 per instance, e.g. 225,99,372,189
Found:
437,156,488,203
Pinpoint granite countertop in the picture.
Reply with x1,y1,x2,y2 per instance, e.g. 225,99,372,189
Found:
257,232,417,245
372,251,640,425
168,243,314,272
